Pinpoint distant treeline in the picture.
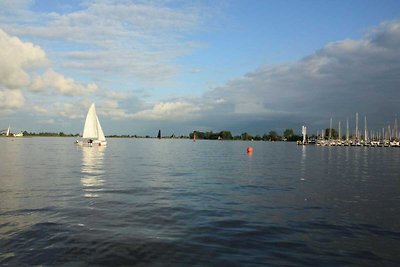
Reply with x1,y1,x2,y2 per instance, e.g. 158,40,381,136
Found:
21,131,79,137
189,129,302,141
106,134,188,139
9,129,304,141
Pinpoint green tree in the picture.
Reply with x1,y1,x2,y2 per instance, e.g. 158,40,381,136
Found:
241,132,253,141
267,130,281,141
254,135,262,141
219,131,233,140
324,128,338,139
283,129,294,139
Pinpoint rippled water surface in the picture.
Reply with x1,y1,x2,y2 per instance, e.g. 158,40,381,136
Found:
1,137,400,266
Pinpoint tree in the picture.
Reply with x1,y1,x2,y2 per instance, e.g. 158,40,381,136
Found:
283,129,294,139
266,130,281,141
241,132,253,141
324,128,338,139
254,135,262,141
219,131,233,140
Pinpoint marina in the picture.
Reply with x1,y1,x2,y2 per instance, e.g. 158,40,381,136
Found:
299,113,400,147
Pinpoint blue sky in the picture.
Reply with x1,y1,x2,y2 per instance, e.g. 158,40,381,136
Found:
1,0,400,136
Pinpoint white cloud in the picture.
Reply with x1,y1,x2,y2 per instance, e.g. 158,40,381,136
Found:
29,69,98,96
39,118,55,124
52,102,86,119
2,1,213,84
32,105,49,114
0,89,25,110
132,101,201,121
104,91,130,100
0,28,47,89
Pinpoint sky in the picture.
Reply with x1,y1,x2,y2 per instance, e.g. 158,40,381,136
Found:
1,0,400,136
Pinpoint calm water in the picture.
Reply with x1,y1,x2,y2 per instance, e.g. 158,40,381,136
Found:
1,137,400,266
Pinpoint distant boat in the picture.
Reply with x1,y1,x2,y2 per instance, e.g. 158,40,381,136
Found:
78,103,107,146
157,129,161,139
13,132,23,137
6,126,10,137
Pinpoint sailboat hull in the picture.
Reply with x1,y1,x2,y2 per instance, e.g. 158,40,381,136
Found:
77,139,107,147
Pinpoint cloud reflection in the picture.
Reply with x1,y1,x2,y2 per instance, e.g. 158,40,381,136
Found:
81,147,106,198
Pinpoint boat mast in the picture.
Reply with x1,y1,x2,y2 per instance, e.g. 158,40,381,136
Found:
346,118,349,142
302,125,307,144
355,112,359,142
329,118,332,141
338,120,341,141
364,116,368,142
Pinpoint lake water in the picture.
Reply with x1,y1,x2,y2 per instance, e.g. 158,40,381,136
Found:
1,137,400,266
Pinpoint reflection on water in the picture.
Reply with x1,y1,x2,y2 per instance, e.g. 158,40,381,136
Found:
300,145,307,181
81,146,106,198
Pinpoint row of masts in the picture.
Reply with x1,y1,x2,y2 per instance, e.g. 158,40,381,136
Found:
300,113,400,147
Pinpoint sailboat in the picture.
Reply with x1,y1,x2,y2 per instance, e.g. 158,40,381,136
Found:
79,103,107,146
157,129,161,139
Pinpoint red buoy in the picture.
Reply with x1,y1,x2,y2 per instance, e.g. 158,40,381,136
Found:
247,147,253,154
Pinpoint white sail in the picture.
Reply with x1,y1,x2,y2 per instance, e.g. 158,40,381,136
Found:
96,116,106,142
81,103,106,146
6,126,10,137
83,104,98,139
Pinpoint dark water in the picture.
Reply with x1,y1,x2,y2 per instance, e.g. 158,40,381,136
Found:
1,138,400,266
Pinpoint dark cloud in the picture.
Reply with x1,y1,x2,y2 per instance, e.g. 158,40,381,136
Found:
199,20,400,134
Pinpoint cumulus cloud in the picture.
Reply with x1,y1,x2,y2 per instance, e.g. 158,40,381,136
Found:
29,69,98,96
0,26,99,120
104,91,130,100
32,105,49,114
52,102,86,119
0,89,25,110
132,101,201,121
0,28,47,89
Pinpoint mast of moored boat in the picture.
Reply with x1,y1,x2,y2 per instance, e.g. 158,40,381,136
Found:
364,116,368,143
355,112,359,143
302,125,307,144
